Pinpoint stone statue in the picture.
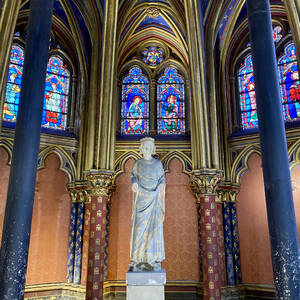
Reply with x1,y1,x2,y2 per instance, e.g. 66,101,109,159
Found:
129,137,166,272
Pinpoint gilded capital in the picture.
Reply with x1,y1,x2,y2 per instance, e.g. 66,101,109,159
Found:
68,182,91,203
190,169,224,197
217,182,240,203
86,171,115,198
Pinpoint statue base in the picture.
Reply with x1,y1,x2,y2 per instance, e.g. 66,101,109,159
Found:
126,270,166,300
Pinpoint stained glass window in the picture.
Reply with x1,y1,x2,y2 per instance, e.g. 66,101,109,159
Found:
3,46,71,131
141,47,165,66
273,26,283,43
121,66,149,134
238,55,258,129
278,43,300,122
157,67,185,134
3,45,24,122
42,56,70,130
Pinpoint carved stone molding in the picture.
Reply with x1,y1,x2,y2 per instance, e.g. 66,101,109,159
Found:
190,169,224,197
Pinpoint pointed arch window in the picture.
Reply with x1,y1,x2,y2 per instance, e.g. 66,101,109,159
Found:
157,66,185,134
121,66,149,134
43,56,70,130
238,42,300,130
238,55,258,130
278,42,300,122
3,45,24,122
3,45,72,131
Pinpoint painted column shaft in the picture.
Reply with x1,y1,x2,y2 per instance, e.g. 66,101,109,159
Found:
0,0,53,299
81,202,91,285
246,1,300,298
200,195,222,300
197,202,203,281
86,195,108,300
74,201,84,284
223,202,235,285
230,202,241,284
66,202,78,283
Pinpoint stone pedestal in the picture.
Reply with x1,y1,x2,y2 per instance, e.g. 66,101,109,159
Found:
126,271,166,300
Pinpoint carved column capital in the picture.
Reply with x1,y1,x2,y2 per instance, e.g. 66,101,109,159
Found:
190,169,224,198
68,182,91,203
86,171,115,198
217,182,240,203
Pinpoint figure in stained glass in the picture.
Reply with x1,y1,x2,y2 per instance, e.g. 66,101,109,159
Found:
3,45,24,122
238,55,258,129
157,67,185,134
273,26,283,43
121,66,149,134
278,43,300,122
42,56,70,130
4,70,21,121
44,82,62,127
127,96,143,133
161,95,179,133
289,70,300,103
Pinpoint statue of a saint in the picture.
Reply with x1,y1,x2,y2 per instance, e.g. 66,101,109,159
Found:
129,137,166,272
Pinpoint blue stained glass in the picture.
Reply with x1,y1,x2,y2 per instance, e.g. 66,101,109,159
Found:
121,66,149,134
239,43,300,130
273,26,283,43
3,47,71,130
238,55,258,129
278,43,300,122
3,46,24,122
157,67,185,134
10,45,24,65
42,56,70,130
141,47,165,66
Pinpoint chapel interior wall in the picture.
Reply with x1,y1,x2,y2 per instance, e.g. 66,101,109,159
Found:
237,152,300,285
0,149,71,285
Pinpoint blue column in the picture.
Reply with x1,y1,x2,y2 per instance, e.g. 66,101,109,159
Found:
66,202,77,283
74,201,84,284
230,202,241,284
223,201,235,285
246,1,300,298
0,0,53,298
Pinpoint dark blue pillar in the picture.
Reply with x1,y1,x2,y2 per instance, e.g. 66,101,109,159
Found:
230,202,241,284
223,201,235,285
246,1,300,299
66,202,77,283
74,201,84,284
0,0,53,299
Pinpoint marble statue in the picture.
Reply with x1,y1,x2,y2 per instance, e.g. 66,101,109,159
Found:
129,137,166,272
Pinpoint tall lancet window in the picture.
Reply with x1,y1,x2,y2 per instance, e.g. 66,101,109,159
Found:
121,66,150,134
278,42,300,122
3,45,24,122
157,66,185,134
238,55,258,130
43,56,70,130
3,45,72,131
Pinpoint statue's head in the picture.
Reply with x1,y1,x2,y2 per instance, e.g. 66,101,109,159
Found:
139,137,156,159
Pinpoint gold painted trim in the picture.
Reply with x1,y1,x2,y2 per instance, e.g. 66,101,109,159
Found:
25,283,86,293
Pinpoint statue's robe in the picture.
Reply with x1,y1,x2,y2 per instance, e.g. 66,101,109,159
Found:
130,158,165,265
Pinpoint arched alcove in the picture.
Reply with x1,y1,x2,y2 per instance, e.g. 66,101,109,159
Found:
26,153,71,284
